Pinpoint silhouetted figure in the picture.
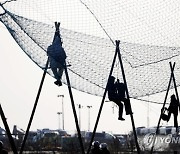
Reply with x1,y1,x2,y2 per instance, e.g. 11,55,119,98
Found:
100,143,110,154
167,94,179,128
107,76,124,120
0,141,8,154
91,141,102,154
107,76,132,120
115,79,132,115
47,24,66,86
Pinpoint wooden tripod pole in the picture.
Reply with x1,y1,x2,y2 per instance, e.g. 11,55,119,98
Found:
86,41,119,154
150,62,175,154
20,58,49,154
170,62,179,154
0,104,18,154
116,40,140,154
64,61,85,154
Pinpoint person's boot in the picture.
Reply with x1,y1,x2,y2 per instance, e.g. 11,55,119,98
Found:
54,80,62,86
58,80,62,86
118,117,125,121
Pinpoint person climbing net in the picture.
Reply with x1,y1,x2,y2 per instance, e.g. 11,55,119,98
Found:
47,22,67,86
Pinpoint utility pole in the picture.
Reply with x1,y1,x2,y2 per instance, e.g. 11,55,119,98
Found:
77,104,83,130
57,112,62,130
87,106,92,131
147,95,150,128
57,94,65,130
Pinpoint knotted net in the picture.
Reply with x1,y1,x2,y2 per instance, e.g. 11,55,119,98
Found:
0,0,180,100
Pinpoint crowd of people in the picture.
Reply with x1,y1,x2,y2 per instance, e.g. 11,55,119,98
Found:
91,141,110,154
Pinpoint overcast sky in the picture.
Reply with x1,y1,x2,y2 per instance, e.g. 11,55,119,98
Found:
0,0,178,134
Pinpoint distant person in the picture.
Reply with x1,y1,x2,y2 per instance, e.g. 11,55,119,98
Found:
0,141,8,154
91,141,102,154
107,76,124,120
47,24,67,86
167,94,179,128
100,143,110,154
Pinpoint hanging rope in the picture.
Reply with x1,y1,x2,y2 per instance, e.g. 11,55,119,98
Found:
79,0,115,46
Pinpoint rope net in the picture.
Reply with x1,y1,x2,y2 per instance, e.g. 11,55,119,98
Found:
1,0,180,99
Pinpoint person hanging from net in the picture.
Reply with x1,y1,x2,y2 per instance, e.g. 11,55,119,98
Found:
167,94,179,128
47,22,67,86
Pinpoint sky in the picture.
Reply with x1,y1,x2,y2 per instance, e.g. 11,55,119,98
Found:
0,0,179,135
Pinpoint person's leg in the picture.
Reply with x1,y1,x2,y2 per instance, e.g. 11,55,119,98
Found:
123,99,133,115
51,67,62,86
51,67,60,81
173,114,178,129
167,111,171,122
117,101,125,120
58,64,64,80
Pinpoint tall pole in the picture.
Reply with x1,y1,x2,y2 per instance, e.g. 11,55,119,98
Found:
170,62,178,154
117,40,140,153
87,106,92,131
77,104,83,130
150,62,175,153
57,94,64,130
147,95,150,128
20,58,49,154
57,112,62,130
64,61,85,154
0,104,18,154
87,40,119,154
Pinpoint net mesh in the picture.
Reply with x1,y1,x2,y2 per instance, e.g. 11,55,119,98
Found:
1,0,180,99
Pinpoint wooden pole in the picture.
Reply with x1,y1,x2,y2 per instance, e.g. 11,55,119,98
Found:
116,40,140,154
0,104,18,154
64,61,85,154
19,58,49,154
170,62,179,154
86,42,118,154
150,62,175,154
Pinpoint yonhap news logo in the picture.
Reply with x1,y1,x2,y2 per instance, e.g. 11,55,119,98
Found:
143,133,180,145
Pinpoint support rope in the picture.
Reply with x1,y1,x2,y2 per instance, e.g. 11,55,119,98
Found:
79,0,115,46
